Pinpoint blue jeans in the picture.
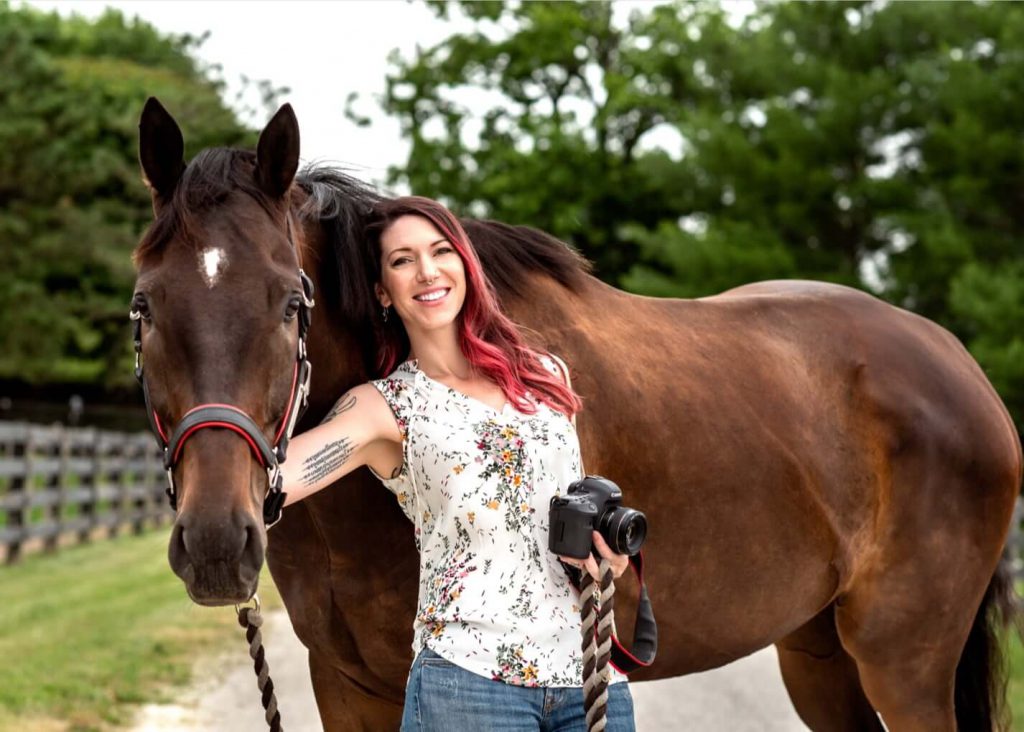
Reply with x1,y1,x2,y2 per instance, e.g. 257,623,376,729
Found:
400,648,636,731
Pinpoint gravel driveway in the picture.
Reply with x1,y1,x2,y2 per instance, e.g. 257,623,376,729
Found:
132,610,807,731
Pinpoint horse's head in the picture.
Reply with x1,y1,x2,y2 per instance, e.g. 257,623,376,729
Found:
133,98,311,605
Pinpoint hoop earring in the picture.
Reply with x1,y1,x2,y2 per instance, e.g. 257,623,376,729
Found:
382,306,389,323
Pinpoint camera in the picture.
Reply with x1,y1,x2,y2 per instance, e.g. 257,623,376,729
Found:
548,476,647,560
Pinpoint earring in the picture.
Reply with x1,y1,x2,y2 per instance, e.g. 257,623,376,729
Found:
382,306,389,323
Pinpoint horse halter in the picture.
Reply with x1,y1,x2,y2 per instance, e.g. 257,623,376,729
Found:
130,242,315,528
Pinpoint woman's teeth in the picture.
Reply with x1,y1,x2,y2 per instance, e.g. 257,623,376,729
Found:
415,289,449,302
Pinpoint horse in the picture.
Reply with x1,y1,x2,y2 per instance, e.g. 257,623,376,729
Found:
132,98,1021,731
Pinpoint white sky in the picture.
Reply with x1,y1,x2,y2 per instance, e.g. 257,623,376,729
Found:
25,0,472,187
25,0,684,190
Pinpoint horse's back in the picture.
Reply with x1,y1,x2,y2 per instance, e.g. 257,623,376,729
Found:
569,277,1021,678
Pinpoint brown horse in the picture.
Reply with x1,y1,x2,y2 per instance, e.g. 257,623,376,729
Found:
133,99,1021,731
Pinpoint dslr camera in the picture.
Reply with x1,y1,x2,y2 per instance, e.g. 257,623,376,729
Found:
548,476,647,560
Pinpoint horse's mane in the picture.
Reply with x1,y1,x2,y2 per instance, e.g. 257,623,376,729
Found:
135,154,592,321
296,164,593,325
135,148,276,263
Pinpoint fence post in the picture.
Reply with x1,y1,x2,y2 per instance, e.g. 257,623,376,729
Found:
43,426,70,554
131,439,147,535
6,426,34,564
77,427,98,545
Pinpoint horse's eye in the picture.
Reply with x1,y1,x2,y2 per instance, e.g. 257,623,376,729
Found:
132,293,151,321
284,296,302,322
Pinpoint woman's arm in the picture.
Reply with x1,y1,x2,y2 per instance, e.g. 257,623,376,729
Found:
549,352,629,580
280,383,400,506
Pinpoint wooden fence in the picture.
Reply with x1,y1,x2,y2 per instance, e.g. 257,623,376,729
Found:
0,421,170,563
1,418,1022,578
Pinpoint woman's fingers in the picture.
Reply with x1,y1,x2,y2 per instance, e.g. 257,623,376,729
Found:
591,531,628,578
558,534,630,580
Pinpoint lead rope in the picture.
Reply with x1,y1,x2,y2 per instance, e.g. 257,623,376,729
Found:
236,596,283,732
580,558,615,732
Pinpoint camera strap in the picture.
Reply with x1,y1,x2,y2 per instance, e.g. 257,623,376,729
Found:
565,551,657,673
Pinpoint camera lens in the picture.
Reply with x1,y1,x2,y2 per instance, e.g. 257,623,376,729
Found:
601,508,647,556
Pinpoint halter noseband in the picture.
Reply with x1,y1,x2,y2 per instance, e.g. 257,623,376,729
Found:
130,241,314,528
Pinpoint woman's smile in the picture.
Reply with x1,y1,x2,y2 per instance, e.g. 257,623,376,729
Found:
414,287,451,305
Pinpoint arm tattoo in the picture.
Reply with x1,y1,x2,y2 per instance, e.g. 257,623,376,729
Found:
321,392,357,424
301,438,358,487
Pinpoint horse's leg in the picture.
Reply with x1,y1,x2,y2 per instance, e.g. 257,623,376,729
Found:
834,583,963,732
831,467,1012,731
309,651,404,732
775,606,883,731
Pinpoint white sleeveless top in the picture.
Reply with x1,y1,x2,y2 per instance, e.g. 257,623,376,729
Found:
370,357,624,687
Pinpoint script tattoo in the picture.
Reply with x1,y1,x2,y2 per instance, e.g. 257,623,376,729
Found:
320,392,357,424
301,438,357,487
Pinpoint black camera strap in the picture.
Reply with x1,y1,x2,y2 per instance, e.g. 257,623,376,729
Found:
564,551,657,673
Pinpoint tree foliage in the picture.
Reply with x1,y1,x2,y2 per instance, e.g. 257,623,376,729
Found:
373,0,1024,430
0,2,254,388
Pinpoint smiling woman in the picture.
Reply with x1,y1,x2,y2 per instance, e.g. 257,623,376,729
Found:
275,195,637,731
376,214,467,337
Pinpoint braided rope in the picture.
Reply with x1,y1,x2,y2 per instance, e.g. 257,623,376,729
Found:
237,602,283,732
581,558,615,732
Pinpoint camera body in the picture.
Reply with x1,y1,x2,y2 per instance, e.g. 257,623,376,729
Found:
548,475,647,560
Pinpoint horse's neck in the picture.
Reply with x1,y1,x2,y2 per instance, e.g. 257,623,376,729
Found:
502,274,619,348
296,209,375,413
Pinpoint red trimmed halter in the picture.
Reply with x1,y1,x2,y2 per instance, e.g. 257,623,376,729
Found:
130,260,314,528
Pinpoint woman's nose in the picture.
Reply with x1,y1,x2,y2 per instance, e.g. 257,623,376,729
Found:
417,258,439,282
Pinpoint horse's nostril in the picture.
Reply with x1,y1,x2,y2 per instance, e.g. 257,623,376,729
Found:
167,522,191,577
241,522,264,566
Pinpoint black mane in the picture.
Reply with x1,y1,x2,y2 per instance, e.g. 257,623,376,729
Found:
296,165,592,325
136,148,275,261
137,155,592,321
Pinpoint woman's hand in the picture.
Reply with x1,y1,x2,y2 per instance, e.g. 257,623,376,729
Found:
559,531,630,581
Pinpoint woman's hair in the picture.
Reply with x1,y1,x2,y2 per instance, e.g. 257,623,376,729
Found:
364,196,582,417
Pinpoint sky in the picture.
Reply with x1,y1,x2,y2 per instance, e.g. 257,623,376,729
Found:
25,0,472,187
23,0,676,191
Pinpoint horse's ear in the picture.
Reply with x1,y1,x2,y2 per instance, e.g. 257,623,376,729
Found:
255,103,300,198
138,97,185,204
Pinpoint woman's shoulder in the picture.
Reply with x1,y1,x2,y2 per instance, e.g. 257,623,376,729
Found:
371,360,417,386
537,351,571,387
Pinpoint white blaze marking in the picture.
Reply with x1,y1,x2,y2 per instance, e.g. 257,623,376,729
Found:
199,248,227,288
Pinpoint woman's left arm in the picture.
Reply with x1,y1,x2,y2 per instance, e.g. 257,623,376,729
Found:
549,352,630,580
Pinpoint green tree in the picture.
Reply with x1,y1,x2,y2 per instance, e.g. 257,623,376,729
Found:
370,0,1024,430
0,3,256,388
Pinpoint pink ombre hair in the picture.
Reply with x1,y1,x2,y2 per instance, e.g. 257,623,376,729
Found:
364,196,581,417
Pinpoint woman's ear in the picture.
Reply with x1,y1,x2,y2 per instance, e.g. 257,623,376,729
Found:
375,284,392,308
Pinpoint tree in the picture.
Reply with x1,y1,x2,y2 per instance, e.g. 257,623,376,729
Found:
0,3,258,388
369,0,1024,430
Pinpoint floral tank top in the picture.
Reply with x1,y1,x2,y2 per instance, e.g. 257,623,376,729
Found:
370,357,624,687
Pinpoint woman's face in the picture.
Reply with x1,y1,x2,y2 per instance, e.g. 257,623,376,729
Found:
377,214,467,335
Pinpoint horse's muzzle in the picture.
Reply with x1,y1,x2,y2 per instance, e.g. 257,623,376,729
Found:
168,510,265,605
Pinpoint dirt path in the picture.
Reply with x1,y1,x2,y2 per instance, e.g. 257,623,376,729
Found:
131,610,806,731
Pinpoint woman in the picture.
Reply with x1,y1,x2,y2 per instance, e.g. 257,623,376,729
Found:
280,196,635,730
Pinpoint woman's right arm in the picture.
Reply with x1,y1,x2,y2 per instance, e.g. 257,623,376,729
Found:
280,383,400,506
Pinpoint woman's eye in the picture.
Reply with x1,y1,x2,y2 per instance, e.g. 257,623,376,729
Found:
391,257,411,266
435,246,454,256
284,297,301,321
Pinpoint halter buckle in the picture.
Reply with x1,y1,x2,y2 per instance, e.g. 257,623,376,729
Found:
299,269,315,308
263,464,286,528
165,466,177,511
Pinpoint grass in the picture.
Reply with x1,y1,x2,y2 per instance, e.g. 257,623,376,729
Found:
2,532,1023,730
0,529,281,732
1010,630,1024,729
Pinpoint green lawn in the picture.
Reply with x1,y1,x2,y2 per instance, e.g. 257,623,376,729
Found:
2,531,1023,730
0,530,281,732
1010,629,1024,729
